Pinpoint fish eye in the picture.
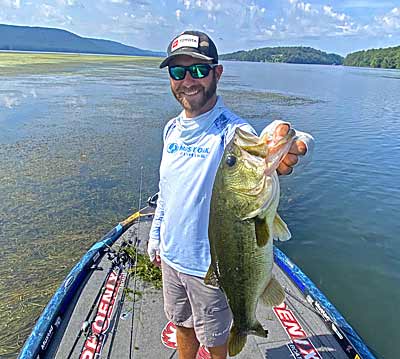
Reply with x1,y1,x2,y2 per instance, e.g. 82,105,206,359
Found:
225,155,237,167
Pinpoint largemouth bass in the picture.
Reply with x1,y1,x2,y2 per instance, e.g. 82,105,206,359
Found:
206,126,295,356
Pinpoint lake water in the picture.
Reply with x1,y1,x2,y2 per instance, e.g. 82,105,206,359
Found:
0,56,399,358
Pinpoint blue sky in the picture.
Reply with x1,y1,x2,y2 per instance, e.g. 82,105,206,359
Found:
0,0,399,55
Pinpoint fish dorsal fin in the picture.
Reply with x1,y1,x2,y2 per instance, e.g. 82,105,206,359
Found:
255,217,270,247
204,264,219,287
273,213,291,241
260,276,285,307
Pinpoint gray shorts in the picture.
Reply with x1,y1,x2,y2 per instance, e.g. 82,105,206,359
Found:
161,260,232,348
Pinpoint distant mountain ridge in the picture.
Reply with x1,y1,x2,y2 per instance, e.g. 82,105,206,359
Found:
221,46,344,65
0,24,164,57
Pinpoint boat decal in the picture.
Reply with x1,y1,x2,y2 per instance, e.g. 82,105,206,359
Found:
40,316,61,352
80,268,126,359
274,247,374,359
273,302,322,359
196,345,211,359
161,321,211,359
161,321,177,349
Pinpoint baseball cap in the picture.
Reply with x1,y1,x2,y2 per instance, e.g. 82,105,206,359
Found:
159,30,218,68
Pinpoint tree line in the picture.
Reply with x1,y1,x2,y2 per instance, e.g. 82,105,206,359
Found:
343,46,400,69
220,46,344,65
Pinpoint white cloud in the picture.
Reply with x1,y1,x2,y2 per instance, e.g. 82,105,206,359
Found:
341,1,395,9
374,7,400,32
297,2,312,13
194,0,221,12
0,0,20,9
40,4,57,18
207,13,216,21
56,0,77,5
34,3,74,26
392,7,400,15
323,5,348,22
0,0,399,55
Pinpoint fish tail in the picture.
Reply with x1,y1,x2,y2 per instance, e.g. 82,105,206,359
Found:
228,324,247,357
251,320,269,338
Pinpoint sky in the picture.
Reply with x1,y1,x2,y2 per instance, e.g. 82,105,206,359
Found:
0,0,400,56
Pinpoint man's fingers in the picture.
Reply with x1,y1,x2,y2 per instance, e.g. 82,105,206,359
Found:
274,123,290,141
282,153,298,167
277,162,293,175
289,139,307,156
271,124,307,176
153,255,161,268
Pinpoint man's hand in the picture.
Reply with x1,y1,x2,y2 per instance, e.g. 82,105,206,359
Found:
147,238,161,267
273,123,307,175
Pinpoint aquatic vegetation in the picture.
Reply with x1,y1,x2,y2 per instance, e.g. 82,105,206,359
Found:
0,52,161,76
124,247,162,289
0,54,319,358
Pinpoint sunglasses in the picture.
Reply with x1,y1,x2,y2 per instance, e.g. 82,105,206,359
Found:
168,63,218,81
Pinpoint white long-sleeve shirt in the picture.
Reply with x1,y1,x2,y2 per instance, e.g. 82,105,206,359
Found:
149,96,313,277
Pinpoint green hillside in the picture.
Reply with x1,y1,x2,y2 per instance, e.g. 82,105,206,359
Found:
0,23,164,57
344,46,400,69
220,46,343,65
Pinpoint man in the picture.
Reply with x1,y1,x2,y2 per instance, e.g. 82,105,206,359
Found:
148,30,313,359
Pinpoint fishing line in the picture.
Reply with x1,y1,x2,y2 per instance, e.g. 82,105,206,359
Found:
129,165,145,359
168,350,177,358
283,288,339,359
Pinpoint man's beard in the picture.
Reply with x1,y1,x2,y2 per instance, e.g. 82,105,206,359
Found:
171,72,217,115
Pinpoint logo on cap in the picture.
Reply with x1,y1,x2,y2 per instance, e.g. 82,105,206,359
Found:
171,34,199,52
172,39,179,50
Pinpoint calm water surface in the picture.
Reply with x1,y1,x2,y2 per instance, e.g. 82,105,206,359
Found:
0,58,399,358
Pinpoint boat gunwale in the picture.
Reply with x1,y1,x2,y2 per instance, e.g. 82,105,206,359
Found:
18,207,375,359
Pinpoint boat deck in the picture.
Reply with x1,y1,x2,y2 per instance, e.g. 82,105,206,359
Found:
45,217,350,359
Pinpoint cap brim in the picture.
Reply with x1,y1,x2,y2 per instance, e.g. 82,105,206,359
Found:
159,51,214,68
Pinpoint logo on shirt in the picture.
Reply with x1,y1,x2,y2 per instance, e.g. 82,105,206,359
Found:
167,143,210,159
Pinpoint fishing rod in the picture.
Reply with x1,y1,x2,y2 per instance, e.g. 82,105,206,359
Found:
66,259,116,359
68,203,151,358
18,191,156,359
78,259,126,358
129,166,145,359
106,226,141,358
106,166,151,359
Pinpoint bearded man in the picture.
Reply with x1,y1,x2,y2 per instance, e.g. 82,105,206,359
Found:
148,30,313,359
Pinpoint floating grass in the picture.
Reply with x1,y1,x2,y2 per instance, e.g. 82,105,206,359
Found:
0,53,321,358
0,52,162,76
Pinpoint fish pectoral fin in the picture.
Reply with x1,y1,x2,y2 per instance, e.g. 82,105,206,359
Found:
204,265,219,287
255,216,270,247
273,213,291,241
228,324,248,357
260,276,285,307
